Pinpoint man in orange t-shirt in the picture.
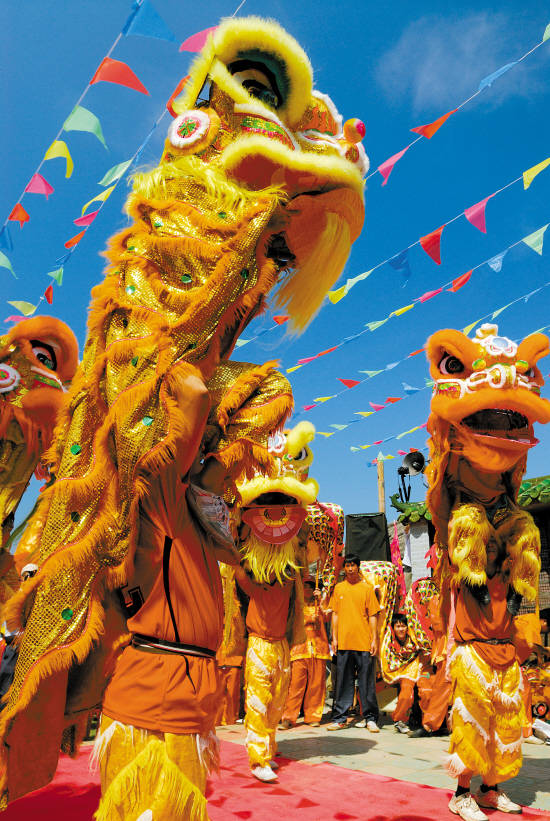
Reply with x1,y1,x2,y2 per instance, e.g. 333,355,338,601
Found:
326,554,380,732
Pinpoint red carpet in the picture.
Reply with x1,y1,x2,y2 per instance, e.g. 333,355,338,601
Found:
3,742,549,820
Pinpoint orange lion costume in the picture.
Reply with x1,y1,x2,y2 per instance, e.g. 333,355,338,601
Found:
0,317,78,605
0,16,366,819
425,322,550,816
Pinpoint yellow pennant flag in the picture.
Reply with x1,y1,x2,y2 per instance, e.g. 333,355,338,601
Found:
391,304,415,317
314,396,335,403
360,444,371,449
462,319,480,336
327,285,347,304
44,140,74,178
82,184,116,216
317,431,335,437
286,365,302,373
355,411,373,417
523,157,550,190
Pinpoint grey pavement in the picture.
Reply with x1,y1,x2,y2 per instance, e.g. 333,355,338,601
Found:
218,713,550,813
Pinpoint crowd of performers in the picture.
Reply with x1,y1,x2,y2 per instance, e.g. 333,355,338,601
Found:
0,14,550,821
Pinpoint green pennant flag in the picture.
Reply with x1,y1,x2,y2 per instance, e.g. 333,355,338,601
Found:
359,369,383,378
365,319,388,332
47,267,64,286
8,300,37,316
522,224,548,256
491,303,512,320
0,251,16,278
64,105,107,149
543,22,550,42
99,159,132,186
330,424,348,430
235,338,249,347
350,446,361,452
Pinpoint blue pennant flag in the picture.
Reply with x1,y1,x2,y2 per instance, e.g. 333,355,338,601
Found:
487,250,507,272
402,382,421,394
0,225,13,252
123,0,176,42
388,249,411,282
478,62,518,91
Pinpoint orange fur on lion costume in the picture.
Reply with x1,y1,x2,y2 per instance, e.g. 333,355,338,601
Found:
425,323,550,612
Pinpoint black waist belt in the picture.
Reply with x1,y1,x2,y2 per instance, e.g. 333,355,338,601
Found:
462,638,513,646
131,633,216,659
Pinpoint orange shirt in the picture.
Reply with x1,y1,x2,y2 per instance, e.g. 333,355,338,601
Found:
329,579,380,651
454,574,515,669
102,463,224,735
290,603,330,661
246,582,291,641
513,613,542,665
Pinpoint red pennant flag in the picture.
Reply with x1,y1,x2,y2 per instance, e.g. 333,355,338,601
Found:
419,225,445,264
408,348,425,357
166,74,190,117
378,146,410,186
90,57,149,95
179,26,217,52
44,284,54,304
273,315,289,325
373,440,383,445
397,450,407,456
338,378,360,388
411,109,457,139
418,288,443,303
64,230,86,249
385,396,402,404
25,173,54,199
370,402,385,411
9,203,30,228
448,270,473,292
464,196,492,233
74,210,99,227
303,404,316,411
319,346,339,356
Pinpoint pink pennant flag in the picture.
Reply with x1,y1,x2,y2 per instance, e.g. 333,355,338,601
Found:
44,284,54,304
90,57,149,95
179,26,217,52
303,404,316,411
411,109,457,139
74,210,100,227
4,316,27,324
397,450,407,456
378,146,409,186
419,225,445,264
298,355,318,364
25,173,54,199
370,402,385,411
338,378,360,388
448,270,472,292
464,196,492,233
419,288,443,303
373,440,383,445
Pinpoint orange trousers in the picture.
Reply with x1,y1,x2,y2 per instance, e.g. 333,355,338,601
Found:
420,661,451,732
521,669,533,737
282,657,326,724
216,666,242,726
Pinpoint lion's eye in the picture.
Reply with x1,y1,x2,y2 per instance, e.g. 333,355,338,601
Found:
292,448,308,462
438,353,464,375
31,341,57,371
228,61,282,109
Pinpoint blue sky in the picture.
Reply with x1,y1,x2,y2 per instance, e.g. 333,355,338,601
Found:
2,0,550,524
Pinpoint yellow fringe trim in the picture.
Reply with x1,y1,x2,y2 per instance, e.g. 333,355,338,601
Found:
240,533,302,584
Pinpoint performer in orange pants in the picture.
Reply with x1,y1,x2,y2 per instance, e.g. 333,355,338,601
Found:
282,579,330,726
216,657,243,726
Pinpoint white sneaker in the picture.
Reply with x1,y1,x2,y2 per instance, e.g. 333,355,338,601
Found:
366,720,380,733
251,765,278,782
475,789,522,814
524,734,544,745
448,793,489,821
355,719,366,728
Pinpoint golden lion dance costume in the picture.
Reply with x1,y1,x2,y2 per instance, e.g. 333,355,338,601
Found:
425,323,550,795
0,17,367,819
0,317,78,610
230,421,318,777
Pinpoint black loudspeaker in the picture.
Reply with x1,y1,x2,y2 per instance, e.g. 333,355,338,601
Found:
345,513,391,562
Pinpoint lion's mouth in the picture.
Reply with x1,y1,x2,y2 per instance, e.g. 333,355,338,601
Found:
242,491,306,543
461,408,537,447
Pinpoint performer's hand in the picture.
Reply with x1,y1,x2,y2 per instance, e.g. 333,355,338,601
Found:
331,640,338,655
313,589,321,599
370,639,378,657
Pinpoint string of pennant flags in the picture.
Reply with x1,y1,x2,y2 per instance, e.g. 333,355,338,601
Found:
366,20,550,187
327,156,550,306
0,1,227,319
283,216,549,383
297,280,550,437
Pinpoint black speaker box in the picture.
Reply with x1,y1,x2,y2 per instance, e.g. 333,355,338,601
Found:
344,513,391,562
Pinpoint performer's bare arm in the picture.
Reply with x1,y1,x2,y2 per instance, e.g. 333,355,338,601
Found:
234,563,265,597
369,615,378,656
331,611,338,654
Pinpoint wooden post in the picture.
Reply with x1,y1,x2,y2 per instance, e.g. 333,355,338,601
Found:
377,459,385,513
